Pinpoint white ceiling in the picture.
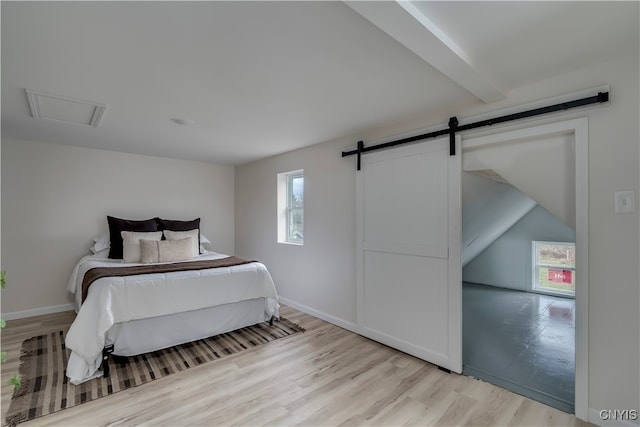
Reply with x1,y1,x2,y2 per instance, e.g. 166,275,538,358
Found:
2,1,638,165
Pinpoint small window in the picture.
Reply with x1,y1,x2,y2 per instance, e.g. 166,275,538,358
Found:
277,170,304,245
532,241,575,297
286,172,304,243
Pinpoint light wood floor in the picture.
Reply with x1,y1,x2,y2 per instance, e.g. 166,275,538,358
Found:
1,305,592,426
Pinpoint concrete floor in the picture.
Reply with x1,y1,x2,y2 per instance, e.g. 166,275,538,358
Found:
463,282,575,414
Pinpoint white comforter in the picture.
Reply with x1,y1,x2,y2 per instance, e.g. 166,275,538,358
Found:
65,251,279,384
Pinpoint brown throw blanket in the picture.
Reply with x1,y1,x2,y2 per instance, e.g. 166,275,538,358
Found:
82,256,254,303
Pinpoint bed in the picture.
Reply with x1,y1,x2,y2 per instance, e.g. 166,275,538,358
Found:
65,231,279,385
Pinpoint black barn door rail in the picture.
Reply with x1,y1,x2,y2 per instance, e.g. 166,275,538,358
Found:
342,91,609,170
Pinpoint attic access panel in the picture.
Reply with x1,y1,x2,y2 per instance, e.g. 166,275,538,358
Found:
25,89,107,128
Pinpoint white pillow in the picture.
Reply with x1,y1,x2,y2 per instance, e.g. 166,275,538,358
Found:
163,229,199,258
200,234,211,252
92,248,110,258
200,233,211,254
140,238,193,263
121,231,163,263
90,232,110,254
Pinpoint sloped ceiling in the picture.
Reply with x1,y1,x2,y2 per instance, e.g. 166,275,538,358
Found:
464,132,576,228
462,172,536,267
2,1,638,165
461,128,577,266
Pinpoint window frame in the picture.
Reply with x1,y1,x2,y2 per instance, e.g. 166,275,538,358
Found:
531,240,576,298
277,169,304,245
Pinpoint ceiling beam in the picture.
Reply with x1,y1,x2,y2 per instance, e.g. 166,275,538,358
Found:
345,1,507,103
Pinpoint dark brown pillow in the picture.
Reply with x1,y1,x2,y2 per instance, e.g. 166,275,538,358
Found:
155,217,201,253
107,216,158,259
155,217,200,231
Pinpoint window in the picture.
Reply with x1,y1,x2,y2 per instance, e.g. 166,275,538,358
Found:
277,170,304,244
532,241,575,297
286,171,304,243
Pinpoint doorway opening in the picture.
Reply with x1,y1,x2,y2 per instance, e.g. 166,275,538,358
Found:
460,118,588,417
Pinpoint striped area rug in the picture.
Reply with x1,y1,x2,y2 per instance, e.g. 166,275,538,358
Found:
5,318,303,426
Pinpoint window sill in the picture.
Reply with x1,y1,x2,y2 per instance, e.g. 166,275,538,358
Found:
530,288,575,299
278,241,304,246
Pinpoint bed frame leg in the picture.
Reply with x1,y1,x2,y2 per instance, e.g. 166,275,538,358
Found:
101,344,114,378
269,316,274,326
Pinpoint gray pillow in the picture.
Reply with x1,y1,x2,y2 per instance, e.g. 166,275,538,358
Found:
163,229,199,258
140,238,194,263
121,231,163,263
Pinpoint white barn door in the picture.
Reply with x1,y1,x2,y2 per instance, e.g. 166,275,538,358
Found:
356,136,462,373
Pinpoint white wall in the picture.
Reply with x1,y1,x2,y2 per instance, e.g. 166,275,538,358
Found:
463,205,575,292
235,53,639,418
236,138,357,326
1,138,235,314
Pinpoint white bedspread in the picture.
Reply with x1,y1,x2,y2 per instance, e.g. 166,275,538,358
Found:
65,251,279,384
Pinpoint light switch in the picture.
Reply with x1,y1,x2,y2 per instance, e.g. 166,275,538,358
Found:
614,190,635,214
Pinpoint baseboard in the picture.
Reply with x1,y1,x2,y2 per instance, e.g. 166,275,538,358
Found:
278,297,358,334
589,408,640,426
3,303,75,321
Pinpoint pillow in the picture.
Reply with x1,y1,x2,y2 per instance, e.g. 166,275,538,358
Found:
140,239,159,263
200,234,211,252
163,229,199,258
155,217,200,232
155,217,201,252
92,248,110,258
90,232,110,254
140,238,194,263
107,216,158,259
121,231,163,263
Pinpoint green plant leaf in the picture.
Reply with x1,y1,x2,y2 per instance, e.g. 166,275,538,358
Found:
0,319,5,329
0,271,5,289
0,352,6,363
7,372,21,390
